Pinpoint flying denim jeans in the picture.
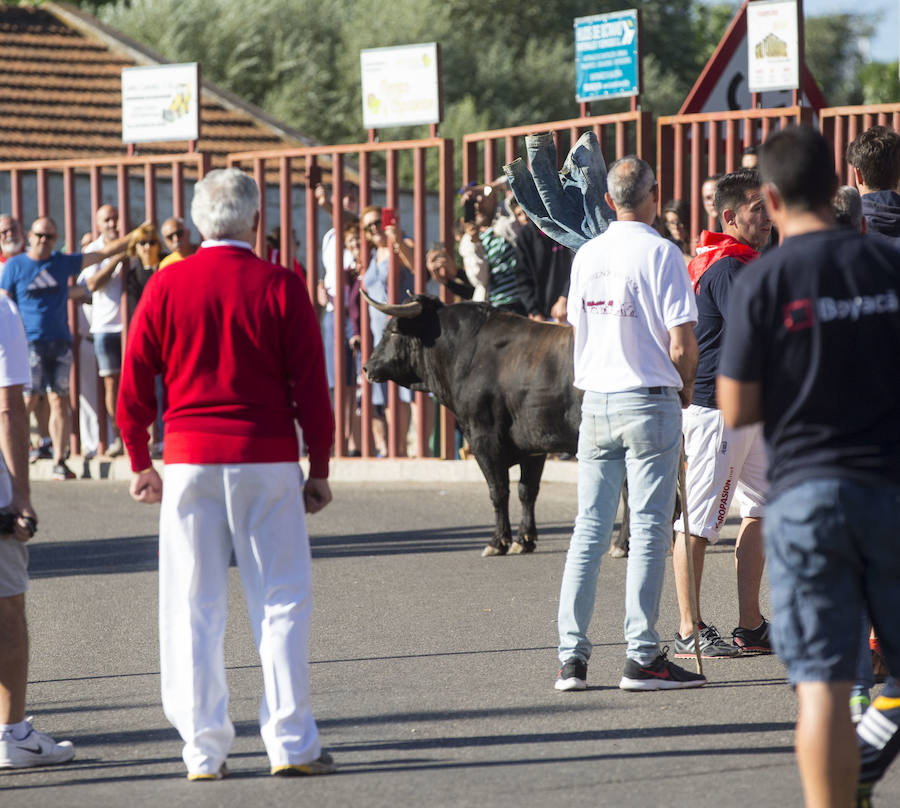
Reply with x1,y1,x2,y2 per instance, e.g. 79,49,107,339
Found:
504,131,616,253
557,388,682,666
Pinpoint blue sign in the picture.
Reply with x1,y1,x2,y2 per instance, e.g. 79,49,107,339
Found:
575,10,639,102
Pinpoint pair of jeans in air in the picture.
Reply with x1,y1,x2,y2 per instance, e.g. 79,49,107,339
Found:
558,388,682,666
504,131,615,253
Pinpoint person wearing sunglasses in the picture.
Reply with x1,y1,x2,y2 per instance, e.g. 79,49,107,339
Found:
158,217,197,270
0,216,132,480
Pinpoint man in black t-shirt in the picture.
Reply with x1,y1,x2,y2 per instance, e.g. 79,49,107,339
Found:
718,125,900,808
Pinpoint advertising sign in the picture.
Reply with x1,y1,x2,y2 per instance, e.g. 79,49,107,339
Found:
122,63,200,144
360,43,442,129
746,0,799,93
574,10,639,102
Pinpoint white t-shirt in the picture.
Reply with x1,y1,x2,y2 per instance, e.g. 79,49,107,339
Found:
78,235,123,333
567,220,697,393
321,228,354,313
0,295,29,508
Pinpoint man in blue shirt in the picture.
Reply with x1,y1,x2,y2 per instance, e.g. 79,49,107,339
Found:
1,216,130,479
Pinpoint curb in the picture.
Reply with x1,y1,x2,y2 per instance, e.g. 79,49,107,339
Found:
29,455,581,485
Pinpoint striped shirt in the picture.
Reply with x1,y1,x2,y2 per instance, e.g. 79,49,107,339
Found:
479,229,521,308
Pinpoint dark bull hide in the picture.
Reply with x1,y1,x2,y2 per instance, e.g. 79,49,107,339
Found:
362,292,582,557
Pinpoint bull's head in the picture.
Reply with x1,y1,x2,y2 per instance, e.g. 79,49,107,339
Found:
361,291,444,393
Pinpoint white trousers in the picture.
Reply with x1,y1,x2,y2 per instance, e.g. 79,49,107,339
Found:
159,462,320,774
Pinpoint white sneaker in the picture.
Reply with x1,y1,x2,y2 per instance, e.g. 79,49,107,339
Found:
0,719,75,768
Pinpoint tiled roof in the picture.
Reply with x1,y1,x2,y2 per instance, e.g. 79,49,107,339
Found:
0,3,315,167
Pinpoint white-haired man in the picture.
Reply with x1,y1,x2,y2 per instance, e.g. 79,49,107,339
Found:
117,168,336,780
555,156,705,692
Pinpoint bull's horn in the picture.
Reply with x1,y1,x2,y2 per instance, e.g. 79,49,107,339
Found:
360,288,423,318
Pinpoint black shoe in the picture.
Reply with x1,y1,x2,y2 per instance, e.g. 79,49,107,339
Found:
674,624,742,658
554,658,587,691
29,443,52,464
731,617,773,653
619,648,707,691
858,691,900,788
52,461,76,480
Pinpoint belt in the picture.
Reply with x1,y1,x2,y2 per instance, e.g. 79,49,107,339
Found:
647,386,663,394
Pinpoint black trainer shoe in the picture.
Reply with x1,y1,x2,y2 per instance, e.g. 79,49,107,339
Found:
554,658,588,691
731,617,772,653
619,648,707,691
674,624,742,658
52,461,76,480
858,691,900,788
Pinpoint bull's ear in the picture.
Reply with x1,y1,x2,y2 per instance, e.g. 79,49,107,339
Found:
361,288,423,318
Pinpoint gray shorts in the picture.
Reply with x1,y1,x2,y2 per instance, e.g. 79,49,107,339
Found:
0,536,29,597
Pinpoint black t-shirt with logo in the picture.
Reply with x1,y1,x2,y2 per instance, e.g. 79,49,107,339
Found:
719,227,900,498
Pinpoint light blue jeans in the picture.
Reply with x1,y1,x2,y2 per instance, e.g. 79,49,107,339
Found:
558,388,682,666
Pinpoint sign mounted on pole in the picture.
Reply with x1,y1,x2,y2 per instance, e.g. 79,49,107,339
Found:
360,43,443,130
122,63,200,144
746,0,800,93
574,9,640,102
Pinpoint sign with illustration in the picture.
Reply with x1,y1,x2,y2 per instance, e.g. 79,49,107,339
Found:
121,63,200,144
746,0,799,93
360,43,442,129
574,9,640,102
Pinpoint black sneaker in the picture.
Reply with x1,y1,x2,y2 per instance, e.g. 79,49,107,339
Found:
619,648,707,691
52,461,76,480
29,443,52,464
858,691,900,788
554,658,588,691
674,624,742,659
731,617,773,653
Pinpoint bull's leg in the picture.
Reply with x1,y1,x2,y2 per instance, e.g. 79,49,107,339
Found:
471,450,513,557
510,454,545,554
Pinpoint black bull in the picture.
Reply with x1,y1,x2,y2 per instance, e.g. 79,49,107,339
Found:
362,292,582,557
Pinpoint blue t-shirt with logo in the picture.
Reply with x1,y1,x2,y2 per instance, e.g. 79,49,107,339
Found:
0,251,82,342
719,228,900,497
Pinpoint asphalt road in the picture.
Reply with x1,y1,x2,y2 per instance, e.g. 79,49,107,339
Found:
2,478,897,807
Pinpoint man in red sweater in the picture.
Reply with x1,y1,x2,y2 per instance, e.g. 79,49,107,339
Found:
117,168,335,780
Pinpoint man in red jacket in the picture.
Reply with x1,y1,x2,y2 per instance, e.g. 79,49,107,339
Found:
117,168,335,780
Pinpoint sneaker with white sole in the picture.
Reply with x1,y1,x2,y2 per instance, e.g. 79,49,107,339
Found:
674,623,742,659
554,658,588,691
0,719,75,769
187,763,228,781
271,751,336,776
619,648,707,691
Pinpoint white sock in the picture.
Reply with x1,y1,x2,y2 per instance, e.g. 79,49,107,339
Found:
0,720,30,740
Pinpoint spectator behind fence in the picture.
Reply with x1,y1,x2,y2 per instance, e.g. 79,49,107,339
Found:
513,201,572,321
361,205,415,457
0,216,131,480
701,174,723,233
158,217,197,269
79,204,127,458
662,199,692,265
717,124,900,807
741,145,758,169
0,290,75,770
266,226,306,282
124,223,161,315
847,124,900,243
458,184,526,314
117,167,335,781
0,215,24,264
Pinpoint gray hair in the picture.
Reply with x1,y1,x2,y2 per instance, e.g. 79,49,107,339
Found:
607,156,656,211
191,168,259,240
832,185,864,232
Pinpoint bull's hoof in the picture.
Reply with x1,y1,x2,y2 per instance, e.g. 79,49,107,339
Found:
481,543,508,557
608,545,628,558
510,540,536,554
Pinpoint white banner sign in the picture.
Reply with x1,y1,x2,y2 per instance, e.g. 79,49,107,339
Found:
746,0,799,93
122,63,200,144
360,43,441,129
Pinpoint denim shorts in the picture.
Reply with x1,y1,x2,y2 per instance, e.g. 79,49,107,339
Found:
765,477,900,684
28,338,73,395
94,331,123,377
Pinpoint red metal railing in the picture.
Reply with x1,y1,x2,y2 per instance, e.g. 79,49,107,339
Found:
656,106,811,246
462,111,652,187
819,103,900,186
0,152,210,456
228,138,456,461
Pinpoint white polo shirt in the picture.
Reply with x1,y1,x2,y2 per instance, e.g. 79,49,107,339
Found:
567,220,697,393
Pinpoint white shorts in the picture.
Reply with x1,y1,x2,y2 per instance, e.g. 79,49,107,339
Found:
674,404,768,544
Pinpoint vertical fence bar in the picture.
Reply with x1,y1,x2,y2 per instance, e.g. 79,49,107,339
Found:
725,119,737,174
690,121,702,236
116,164,130,232
279,155,292,270
330,152,346,459
358,150,373,459
412,145,427,458
483,138,496,184
36,168,49,217
304,156,319,303
673,123,684,204
63,166,81,457
9,169,23,225
438,137,456,459
385,148,401,458
171,160,184,219
144,162,157,225
89,165,101,237
253,158,266,258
